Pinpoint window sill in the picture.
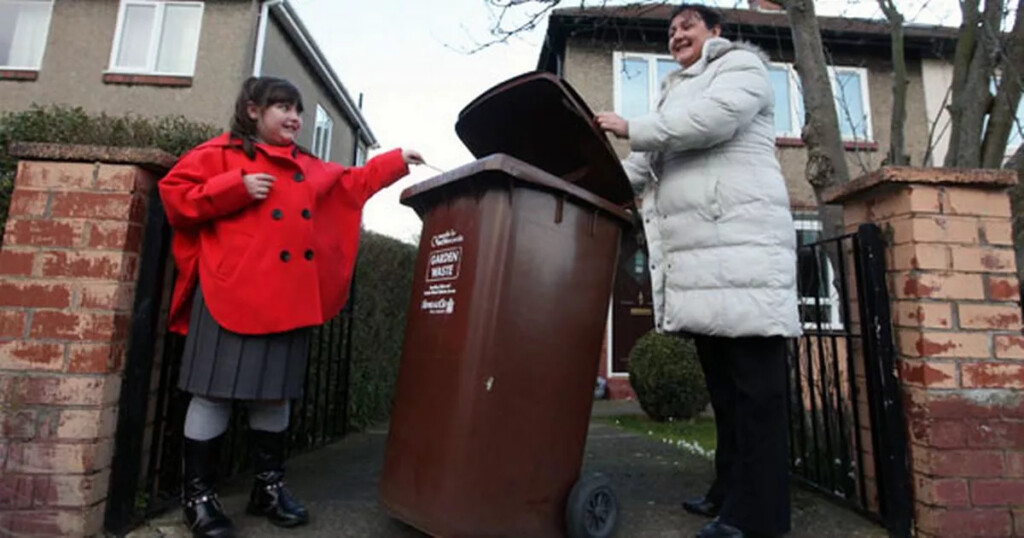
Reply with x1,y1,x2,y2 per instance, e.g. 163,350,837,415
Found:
775,137,879,152
1,69,39,81
103,73,192,87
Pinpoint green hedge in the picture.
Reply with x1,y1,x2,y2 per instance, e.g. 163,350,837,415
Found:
348,230,418,430
0,105,220,242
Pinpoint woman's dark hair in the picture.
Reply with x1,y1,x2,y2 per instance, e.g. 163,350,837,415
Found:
230,76,305,158
670,3,724,29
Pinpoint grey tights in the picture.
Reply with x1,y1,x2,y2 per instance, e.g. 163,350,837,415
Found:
184,395,290,441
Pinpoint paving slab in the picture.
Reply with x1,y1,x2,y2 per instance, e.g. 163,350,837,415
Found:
129,401,885,538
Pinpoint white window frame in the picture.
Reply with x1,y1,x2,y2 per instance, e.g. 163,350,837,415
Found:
0,0,55,71
768,62,804,139
312,104,334,161
107,0,204,76
991,75,1024,160
795,219,844,331
772,63,873,143
612,51,678,118
355,143,367,166
830,66,874,143
1009,114,1023,161
614,53,873,143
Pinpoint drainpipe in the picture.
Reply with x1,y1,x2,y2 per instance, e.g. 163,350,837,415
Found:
253,0,285,76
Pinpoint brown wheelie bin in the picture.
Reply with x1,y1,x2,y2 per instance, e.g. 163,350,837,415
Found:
380,72,633,538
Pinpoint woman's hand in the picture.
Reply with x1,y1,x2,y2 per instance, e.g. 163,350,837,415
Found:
243,173,276,200
402,149,425,166
595,112,629,139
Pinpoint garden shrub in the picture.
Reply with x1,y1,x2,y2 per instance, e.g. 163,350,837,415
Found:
628,330,710,421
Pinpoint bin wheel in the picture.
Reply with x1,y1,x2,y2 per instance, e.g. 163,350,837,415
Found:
565,473,618,538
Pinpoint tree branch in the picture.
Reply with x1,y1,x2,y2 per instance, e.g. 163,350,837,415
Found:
878,0,910,165
981,0,1024,167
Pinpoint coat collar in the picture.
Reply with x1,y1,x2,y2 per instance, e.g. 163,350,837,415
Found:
201,132,306,161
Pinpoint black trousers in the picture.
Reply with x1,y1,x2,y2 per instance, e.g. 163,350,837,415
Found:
694,335,791,536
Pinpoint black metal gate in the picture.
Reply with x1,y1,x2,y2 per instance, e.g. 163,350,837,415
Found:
104,189,356,535
788,223,912,537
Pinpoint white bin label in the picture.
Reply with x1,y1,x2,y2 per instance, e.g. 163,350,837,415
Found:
426,247,462,283
422,230,465,315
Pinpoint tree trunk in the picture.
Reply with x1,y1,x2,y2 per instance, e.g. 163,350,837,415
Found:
981,0,1024,168
776,0,850,238
947,0,1004,168
945,0,982,167
879,0,909,165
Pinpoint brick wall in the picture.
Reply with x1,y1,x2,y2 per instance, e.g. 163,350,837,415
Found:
0,146,171,537
826,166,1023,538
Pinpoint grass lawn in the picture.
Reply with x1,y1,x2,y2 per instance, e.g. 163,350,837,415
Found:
598,414,717,459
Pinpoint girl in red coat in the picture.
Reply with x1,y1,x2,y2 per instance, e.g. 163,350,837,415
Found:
159,76,423,538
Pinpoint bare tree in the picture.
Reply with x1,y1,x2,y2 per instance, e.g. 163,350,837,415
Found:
945,0,1006,168
878,0,910,166
981,0,1024,168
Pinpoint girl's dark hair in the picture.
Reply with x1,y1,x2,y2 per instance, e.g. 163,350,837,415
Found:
670,3,724,29
230,76,305,159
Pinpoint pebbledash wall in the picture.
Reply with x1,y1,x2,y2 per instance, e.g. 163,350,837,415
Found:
825,166,1024,538
0,144,173,536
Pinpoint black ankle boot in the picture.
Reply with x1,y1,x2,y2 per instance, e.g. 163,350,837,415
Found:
245,430,309,528
182,437,234,538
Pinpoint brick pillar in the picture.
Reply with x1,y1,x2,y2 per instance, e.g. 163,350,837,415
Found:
0,143,173,536
824,166,1024,538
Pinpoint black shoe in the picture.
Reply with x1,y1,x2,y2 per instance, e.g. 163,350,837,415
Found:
697,518,745,538
245,430,309,528
182,437,235,538
682,495,721,518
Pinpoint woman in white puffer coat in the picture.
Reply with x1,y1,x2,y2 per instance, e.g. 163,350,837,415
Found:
597,4,800,538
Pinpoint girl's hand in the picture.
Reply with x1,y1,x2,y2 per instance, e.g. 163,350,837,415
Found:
243,173,276,200
595,112,629,139
402,149,425,166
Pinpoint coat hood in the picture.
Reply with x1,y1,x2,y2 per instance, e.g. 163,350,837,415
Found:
668,37,772,82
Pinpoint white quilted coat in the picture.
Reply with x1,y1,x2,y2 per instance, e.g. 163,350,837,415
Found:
623,37,801,338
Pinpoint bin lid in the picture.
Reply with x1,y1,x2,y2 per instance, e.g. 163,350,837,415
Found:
455,71,633,205
400,154,631,226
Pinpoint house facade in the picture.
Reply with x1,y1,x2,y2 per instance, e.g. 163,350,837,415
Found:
0,0,376,164
537,2,972,398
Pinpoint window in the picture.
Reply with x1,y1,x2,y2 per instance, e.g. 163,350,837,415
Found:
0,0,54,70
355,143,367,166
992,78,1024,158
613,52,680,119
312,105,333,161
614,53,873,143
795,219,843,331
1009,97,1023,156
769,64,804,138
109,1,203,76
769,63,873,142
832,69,871,141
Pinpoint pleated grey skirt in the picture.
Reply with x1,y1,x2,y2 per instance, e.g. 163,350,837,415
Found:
177,287,310,400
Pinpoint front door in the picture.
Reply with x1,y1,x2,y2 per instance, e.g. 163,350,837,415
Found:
611,227,654,374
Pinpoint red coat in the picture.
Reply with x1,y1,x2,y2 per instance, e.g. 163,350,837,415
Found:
159,133,409,335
